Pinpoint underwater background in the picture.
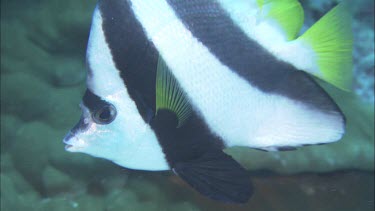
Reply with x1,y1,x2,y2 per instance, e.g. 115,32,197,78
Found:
1,0,374,210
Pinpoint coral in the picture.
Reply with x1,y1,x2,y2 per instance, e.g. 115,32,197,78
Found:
42,166,77,196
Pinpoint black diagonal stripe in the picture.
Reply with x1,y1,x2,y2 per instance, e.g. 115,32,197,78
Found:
166,0,342,114
97,0,225,167
99,0,158,122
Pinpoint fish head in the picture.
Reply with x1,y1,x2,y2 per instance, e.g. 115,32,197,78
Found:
63,100,117,157
62,3,169,171
63,89,169,171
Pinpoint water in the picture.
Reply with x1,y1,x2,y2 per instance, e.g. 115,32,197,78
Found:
1,0,374,210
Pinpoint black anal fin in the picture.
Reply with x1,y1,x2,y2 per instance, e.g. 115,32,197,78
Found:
173,150,253,204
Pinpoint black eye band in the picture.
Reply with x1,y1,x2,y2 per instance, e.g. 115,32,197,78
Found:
83,89,117,124
83,89,108,111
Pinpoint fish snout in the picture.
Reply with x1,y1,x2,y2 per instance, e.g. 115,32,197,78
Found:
63,131,84,152
63,131,74,143
63,131,74,151
63,112,92,152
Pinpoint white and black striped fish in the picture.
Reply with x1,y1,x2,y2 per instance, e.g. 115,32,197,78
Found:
63,0,352,203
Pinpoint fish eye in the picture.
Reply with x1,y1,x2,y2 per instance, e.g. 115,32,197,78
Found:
93,104,117,124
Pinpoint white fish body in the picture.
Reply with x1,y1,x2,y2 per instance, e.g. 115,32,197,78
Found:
63,0,352,203
129,0,351,150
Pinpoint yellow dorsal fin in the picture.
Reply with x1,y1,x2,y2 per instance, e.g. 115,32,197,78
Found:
256,0,304,40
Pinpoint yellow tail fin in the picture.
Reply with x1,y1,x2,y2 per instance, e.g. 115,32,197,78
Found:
297,2,353,91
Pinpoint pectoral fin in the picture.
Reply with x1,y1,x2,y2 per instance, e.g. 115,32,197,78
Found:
156,56,192,127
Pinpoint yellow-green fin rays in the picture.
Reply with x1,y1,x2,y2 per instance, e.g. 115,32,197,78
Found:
297,2,353,91
256,0,304,40
156,56,192,127
255,0,353,90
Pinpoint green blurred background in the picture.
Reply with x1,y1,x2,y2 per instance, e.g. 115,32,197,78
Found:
1,0,374,210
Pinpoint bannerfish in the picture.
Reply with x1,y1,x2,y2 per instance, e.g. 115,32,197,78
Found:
63,0,352,204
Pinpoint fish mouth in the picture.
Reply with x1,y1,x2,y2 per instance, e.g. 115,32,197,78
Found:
63,140,82,152
63,132,82,152
64,144,74,151
63,138,76,152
